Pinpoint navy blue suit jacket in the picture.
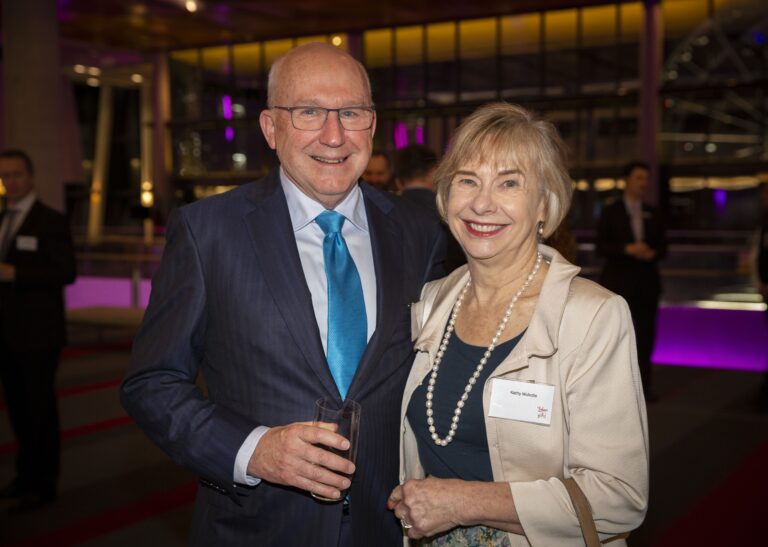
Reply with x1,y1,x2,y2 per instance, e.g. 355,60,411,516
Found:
121,171,445,546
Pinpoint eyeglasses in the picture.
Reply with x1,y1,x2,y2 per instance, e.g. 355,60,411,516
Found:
272,106,375,131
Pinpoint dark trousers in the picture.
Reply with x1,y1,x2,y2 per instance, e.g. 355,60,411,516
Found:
0,343,61,495
622,287,660,394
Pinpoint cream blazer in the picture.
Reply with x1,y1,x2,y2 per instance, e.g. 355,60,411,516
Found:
399,245,649,546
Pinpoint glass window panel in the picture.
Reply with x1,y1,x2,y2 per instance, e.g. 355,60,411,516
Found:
264,39,294,70
459,18,496,59
426,22,456,63
364,29,393,68
233,43,263,79
545,9,577,51
170,49,199,68
663,0,710,40
201,46,231,77
580,5,619,93
501,13,541,97
501,13,540,56
170,49,201,120
544,9,579,95
619,3,642,89
582,5,617,48
395,26,423,65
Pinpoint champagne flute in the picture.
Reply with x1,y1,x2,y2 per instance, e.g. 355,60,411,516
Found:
311,397,360,502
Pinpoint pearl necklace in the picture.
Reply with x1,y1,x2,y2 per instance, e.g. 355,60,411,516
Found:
426,252,543,446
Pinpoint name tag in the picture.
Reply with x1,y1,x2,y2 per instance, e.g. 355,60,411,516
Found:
16,235,38,252
488,378,555,425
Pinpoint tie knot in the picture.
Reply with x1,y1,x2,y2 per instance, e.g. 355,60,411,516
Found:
316,210,345,235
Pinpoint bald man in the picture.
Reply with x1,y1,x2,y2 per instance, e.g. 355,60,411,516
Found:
121,43,445,546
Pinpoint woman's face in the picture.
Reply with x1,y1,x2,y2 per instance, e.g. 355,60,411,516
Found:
445,158,544,267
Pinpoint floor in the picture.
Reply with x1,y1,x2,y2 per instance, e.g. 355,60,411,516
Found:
1,326,767,546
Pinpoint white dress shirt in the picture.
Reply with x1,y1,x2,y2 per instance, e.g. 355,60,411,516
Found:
624,196,644,243
233,169,377,485
0,192,36,259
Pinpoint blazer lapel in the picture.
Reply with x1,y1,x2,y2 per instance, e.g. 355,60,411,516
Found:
347,188,404,399
243,172,339,400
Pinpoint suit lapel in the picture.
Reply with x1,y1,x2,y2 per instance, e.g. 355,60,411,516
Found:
243,172,339,400
4,200,40,263
347,187,404,400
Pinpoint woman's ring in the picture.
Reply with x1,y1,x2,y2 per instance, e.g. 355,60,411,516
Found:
401,519,413,529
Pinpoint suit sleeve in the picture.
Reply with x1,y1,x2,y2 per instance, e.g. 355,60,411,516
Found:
12,211,76,289
120,209,255,492
423,217,447,283
511,295,649,544
595,204,627,259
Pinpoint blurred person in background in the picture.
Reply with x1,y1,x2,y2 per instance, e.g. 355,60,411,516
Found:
388,103,648,545
596,161,667,402
0,149,76,513
395,144,466,273
363,150,394,191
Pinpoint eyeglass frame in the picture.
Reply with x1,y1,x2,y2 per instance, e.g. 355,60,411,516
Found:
271,105,376,131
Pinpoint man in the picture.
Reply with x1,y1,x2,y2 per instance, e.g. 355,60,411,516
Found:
363,151,393,191
596,161,666,402
0,149,76,512
394,144,465,273
121,43,445,546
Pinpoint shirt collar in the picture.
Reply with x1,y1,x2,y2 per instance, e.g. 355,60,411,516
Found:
7,192,36,216
279,168,368,233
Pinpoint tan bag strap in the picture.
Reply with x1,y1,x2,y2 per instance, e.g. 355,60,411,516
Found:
561,478,630,546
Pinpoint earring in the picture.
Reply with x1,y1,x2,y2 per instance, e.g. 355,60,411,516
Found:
537,221,544,242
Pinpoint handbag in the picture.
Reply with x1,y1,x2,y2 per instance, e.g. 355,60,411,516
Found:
561,478,630,546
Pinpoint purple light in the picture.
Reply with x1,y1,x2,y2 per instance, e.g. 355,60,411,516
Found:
64,277,768,373
394,122,408,149
225,126,234,141
713,189,727,212
221,95,233,120
653,306,768,372
65,276,151,309
415,126,425,145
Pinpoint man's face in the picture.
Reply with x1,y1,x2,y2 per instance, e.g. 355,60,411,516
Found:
259,46,375,209
624,167,649,201
0,157,34,206
363,155,392,190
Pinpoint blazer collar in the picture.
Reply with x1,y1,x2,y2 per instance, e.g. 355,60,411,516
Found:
414,245,580,374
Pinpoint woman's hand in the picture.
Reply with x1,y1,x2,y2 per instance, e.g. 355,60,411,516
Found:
387,477,467,539
388,478,523,539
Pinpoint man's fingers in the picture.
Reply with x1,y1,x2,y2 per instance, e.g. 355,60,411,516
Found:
301,423,350,452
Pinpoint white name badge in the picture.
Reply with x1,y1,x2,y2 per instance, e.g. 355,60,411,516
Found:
16,235,38,252
488,378,555,425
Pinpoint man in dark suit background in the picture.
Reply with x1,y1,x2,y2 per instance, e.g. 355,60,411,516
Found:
0,149,76,512
394,144,465,273
121,43,445,546
596,161,666,402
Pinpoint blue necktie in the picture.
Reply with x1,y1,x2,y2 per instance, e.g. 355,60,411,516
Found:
315,210,367,400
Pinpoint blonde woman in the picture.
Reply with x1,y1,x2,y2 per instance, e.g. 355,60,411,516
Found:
388,103,648,546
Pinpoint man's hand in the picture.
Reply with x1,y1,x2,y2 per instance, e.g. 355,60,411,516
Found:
0,263,15,282
625,242,655,261
248,422,355,500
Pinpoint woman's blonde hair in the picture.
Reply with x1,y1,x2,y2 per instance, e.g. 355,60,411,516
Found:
434,102,572,238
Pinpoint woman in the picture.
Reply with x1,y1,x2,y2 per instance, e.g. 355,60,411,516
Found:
388,103,648,546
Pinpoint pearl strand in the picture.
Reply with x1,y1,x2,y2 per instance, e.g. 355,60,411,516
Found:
427,252,543,446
